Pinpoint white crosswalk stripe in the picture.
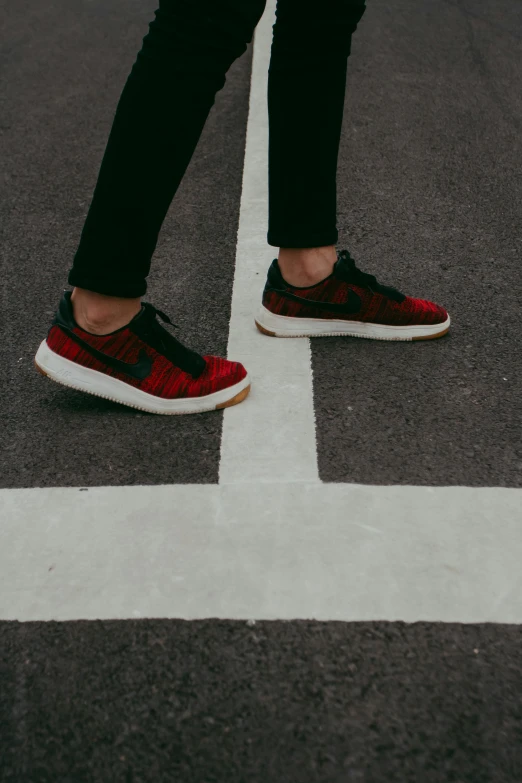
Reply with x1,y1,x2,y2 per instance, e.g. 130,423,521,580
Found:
220,0,318,485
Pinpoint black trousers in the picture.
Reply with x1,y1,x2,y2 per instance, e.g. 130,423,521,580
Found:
68,0,366,298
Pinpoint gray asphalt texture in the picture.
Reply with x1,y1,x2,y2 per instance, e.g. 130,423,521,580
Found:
1,0,250,488
2,0,521,489
315,0,522,486
2,619,522,783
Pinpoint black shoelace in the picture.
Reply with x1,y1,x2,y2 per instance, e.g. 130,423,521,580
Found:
336,249,405,303
135,302,206,378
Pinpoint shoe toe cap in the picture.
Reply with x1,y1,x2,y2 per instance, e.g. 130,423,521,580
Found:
201,356,248,393
407,297,449,325
429,302,450,325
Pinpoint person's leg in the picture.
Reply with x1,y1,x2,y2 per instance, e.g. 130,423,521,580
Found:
266,0,366,286
69,0,267,334
257,0,449,340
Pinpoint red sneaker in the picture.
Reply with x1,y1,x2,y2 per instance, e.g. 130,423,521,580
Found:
256,249,450,341
35,291,250,414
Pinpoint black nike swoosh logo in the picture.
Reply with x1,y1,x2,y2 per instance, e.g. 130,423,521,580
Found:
59,326,153,380
270,287,362,315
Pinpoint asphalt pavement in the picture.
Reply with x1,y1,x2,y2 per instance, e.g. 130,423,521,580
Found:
3,619,522,783
1,0,248,487
314,0,522,486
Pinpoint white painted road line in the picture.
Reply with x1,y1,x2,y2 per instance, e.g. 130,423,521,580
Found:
219,0,319,485
2,483,522,622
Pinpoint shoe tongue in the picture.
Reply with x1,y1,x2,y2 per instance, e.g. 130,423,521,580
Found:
129,303,206,378
131,303,160,326
131,305,146,322
334,251,355,281
335,250,406,303
333,256,344,275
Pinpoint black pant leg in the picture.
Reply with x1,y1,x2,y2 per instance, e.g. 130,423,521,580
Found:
267,0,366,248
69,0,267,298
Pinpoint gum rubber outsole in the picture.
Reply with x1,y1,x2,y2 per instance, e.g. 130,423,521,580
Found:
255,306,451,341
34,355,250,415
255,321,450,341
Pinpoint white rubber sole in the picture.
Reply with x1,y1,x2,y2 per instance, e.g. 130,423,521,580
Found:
34,339,250,415
255,306,451,341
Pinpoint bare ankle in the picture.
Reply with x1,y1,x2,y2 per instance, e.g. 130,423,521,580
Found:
278,245,337,287
70,287,142,335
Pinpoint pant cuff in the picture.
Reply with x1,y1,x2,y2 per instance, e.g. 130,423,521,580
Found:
267,228,338,248
67,269,147,298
